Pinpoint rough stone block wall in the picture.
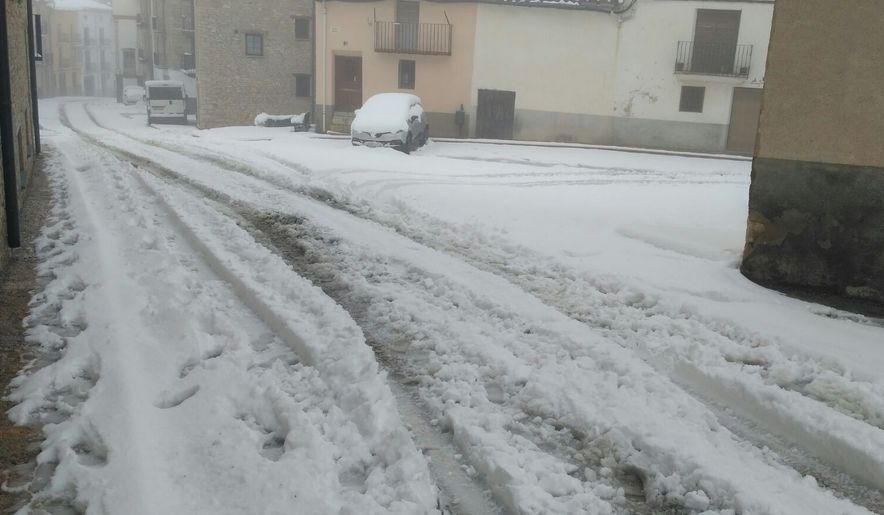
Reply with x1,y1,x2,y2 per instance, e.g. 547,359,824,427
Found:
194,0,313,129
742,0,884,307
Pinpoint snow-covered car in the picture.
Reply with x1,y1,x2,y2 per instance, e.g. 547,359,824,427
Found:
351,93,428,154
122,85,145,106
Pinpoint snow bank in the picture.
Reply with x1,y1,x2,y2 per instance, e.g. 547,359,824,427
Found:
254,113,306,127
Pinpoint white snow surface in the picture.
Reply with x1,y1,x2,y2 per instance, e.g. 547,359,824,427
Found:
9,98,884,514
9,100,436,514
351,93,421,134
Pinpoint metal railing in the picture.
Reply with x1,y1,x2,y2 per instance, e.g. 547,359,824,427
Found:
375,21,451,56
674,41,753,78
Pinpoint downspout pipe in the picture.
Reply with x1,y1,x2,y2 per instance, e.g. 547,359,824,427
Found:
27,0,40,154
0,0,22,248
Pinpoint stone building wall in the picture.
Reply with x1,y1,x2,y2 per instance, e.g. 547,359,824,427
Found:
2,0,39,270
194,0,313,129
741,0,884,305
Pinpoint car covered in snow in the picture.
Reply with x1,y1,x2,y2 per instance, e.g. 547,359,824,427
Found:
122,85,145,105
351,93,428,153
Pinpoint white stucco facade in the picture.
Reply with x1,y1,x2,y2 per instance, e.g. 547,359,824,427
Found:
468,0,774,152
76,8,115,96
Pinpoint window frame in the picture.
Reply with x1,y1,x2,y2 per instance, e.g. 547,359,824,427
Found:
398,59,415,90
295,73,312,97
294,17,311,40
679,85,705,113
244,32,264,57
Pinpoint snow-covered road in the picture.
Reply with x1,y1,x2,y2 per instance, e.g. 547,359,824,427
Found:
7,98,884,514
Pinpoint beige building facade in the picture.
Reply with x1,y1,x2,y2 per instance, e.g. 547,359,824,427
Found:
2,0,41,268
34,0,115,98
194,0,314,128
741,0,884,306
316,0,774,154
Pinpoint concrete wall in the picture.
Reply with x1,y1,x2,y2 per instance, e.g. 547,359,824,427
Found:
315,0,478,136
194,0,313,128
742,0,884,306
2,0,39,268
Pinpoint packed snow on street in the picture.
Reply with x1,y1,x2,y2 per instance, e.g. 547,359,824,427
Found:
6,98,884,514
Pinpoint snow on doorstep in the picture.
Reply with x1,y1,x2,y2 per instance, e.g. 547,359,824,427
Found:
351,93,421,134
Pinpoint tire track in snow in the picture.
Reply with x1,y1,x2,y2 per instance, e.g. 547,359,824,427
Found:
62,101,500,515
74,102,672,514
65,100,882,514
109,130,884,510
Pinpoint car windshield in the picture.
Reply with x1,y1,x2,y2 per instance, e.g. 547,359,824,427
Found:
148,87,183,100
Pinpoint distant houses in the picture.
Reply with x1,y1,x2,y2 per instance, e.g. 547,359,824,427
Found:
314,0,774,154
78,0,774,155
34,0,115,97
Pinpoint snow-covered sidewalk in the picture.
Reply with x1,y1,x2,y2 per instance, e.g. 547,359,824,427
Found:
6,98,884,514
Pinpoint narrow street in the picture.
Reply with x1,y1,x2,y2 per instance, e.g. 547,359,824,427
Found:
5,98,883,514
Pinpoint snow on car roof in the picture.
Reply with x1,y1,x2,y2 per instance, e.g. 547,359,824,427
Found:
361,93,420,113
351,93,422,134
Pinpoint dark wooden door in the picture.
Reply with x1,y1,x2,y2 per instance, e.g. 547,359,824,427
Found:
334,56,362,111
476,89,516,140
726,87,763,154
693,10,741,74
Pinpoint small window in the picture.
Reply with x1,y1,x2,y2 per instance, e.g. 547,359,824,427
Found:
245,33,263,56
295,17,310,40
295,73,311,97
679,86,705,113
398,60,415,89
33,15,43,61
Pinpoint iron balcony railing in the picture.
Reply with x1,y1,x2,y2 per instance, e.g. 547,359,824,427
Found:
674,41,753,78
375,21,451,56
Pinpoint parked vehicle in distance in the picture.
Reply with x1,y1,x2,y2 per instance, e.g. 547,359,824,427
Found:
351,93,429,154
145,80,187,125
122,85,145,106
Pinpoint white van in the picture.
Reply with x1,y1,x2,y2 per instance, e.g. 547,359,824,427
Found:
145,80,187,125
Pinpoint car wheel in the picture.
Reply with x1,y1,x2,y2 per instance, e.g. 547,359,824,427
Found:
400,135,412,155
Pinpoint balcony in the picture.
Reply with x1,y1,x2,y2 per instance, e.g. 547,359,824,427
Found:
674,41,753,78
374,21,451,56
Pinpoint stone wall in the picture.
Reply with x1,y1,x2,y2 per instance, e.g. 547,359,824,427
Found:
2,0,39,269
742,0,884,305
194,0,313,129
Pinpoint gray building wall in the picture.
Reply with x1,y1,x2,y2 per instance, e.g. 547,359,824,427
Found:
194,0,313,129
509,108,728,153
2,0,39,270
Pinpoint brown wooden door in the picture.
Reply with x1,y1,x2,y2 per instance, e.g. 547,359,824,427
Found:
693,10,741,74
476,90,516,140
726,87,763,154
334,56,362,111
